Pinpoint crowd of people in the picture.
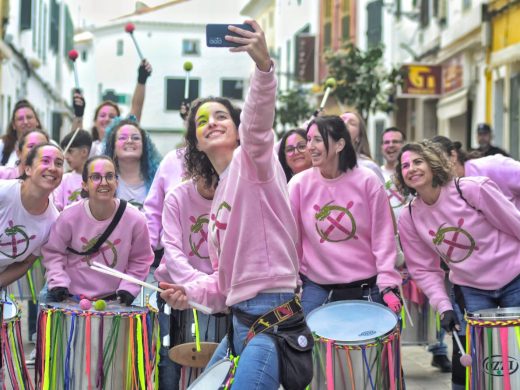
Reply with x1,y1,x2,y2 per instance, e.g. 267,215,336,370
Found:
1,20,519,390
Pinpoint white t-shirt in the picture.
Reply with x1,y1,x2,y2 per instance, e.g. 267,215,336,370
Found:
117,177,147,211
0,180,59,272
0,140,19,167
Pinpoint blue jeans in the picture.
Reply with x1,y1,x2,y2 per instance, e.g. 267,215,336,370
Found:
459,274,520,313
207,292,294,390
300,275,383,316
428,328,448,356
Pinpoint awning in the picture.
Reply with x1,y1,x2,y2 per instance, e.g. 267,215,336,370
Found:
437,88,468,120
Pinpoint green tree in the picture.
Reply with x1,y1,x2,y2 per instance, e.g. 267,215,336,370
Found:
325,42,404,124
275,87,313,136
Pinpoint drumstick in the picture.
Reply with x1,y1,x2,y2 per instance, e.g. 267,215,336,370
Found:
453,332,472,367
311,77,337,119
68,50,80,90
125,23,144,61
183,61,193,100
398,285,414,327
90,262,213,314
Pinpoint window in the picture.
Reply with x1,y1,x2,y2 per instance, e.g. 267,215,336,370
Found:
20,0,32,30
49,0,59,52
63,5,73,58
341,0,351,41
366,0,383,48
182,39,200,56
324,23,332,49
221,79,244,100
116,40,124,56
82,50,88,61
420,0,430,28
462,0,471,10
165,78,200,111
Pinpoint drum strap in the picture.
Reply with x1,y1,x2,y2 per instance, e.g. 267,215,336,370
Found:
232,296,303,344
66,200,127,256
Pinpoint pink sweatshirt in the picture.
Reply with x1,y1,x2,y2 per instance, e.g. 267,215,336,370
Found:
143,149,185,249
0,166,19,180
0,180,59,272
289,166,401,289
154,180,213,284
53,171,83,211
398,177,520,314
42,199,154,298
465,155,520,210
183,66,299,312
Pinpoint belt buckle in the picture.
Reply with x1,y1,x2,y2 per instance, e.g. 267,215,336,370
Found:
360,283,368,289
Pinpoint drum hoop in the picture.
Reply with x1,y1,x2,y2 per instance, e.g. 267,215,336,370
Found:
145,294,159,313
314,328,400,350
2,297,21,323
466,317,520,327
40,304,150,318
187,357,237,389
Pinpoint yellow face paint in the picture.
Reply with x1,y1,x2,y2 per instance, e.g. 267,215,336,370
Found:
195,103,211,136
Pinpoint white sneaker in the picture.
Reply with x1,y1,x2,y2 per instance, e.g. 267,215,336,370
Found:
25,348,36,366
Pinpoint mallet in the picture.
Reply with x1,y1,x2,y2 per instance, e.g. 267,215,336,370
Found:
68,49,80,90
453,332,472,367
125,22,144,60
183,61,193,100
313,77,337,118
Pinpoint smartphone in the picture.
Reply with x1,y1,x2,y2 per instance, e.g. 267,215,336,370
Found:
206,24,255,48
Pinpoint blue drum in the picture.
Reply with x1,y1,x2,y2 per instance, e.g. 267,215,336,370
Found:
307,300,403,389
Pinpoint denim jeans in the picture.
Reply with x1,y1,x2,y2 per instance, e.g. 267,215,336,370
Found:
207,292,294,390
459,274,520,313
300,275,383,316
428,328,448,356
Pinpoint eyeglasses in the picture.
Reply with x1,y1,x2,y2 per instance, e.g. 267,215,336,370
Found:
117,134,142,143
285,143,307,156
89,173,117,184
383,140,403,146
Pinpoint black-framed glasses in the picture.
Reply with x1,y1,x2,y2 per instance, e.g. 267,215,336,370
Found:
285,143,307,156
89,173,117,184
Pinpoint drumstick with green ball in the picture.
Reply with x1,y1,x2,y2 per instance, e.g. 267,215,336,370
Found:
312,77,337,118
184,61,193,100
453,332,472,367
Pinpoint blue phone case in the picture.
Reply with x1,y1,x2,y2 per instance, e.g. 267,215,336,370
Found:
206,24,255,47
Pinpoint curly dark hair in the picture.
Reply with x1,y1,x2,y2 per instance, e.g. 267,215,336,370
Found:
394,141,453,197
184,97,241,187
277,128,307,182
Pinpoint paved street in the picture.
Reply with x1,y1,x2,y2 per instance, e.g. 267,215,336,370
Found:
7,301,452,389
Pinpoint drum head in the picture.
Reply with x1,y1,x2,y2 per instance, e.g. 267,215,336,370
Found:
3,297,18,321
307,300,397,345
147,292,158,312
468,306,520,320
187,359,233,390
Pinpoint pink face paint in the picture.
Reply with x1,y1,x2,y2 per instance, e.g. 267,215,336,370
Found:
307,124,319,140
286,134,304,148
36,146,64,172
90,159,110,176
24,133,47,150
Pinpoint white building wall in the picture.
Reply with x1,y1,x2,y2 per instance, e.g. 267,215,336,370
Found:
74,0,254,156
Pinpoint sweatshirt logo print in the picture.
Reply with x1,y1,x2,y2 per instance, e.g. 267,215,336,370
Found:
0,220,36,259
210,201,231,256
80,235,122,267
67,188,82,203
385,180,407,208
188,214,210,259
313,201,358,243
429,218,479,263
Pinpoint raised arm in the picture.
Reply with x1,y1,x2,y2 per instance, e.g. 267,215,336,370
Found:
129,59,152,122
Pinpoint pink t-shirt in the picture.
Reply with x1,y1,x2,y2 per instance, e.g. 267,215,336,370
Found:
398,177,520,314
183,66,299,312
53,171,83,211
42,199,154,298
143,149,185,249
289,166,401,289
154,180,213,284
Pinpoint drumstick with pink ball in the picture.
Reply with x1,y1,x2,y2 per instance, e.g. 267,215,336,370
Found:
125,22,144,60
68,49,80,90
453,332,472,367
183,61,193,100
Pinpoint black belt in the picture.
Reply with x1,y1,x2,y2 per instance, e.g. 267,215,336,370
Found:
319,275,377,291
